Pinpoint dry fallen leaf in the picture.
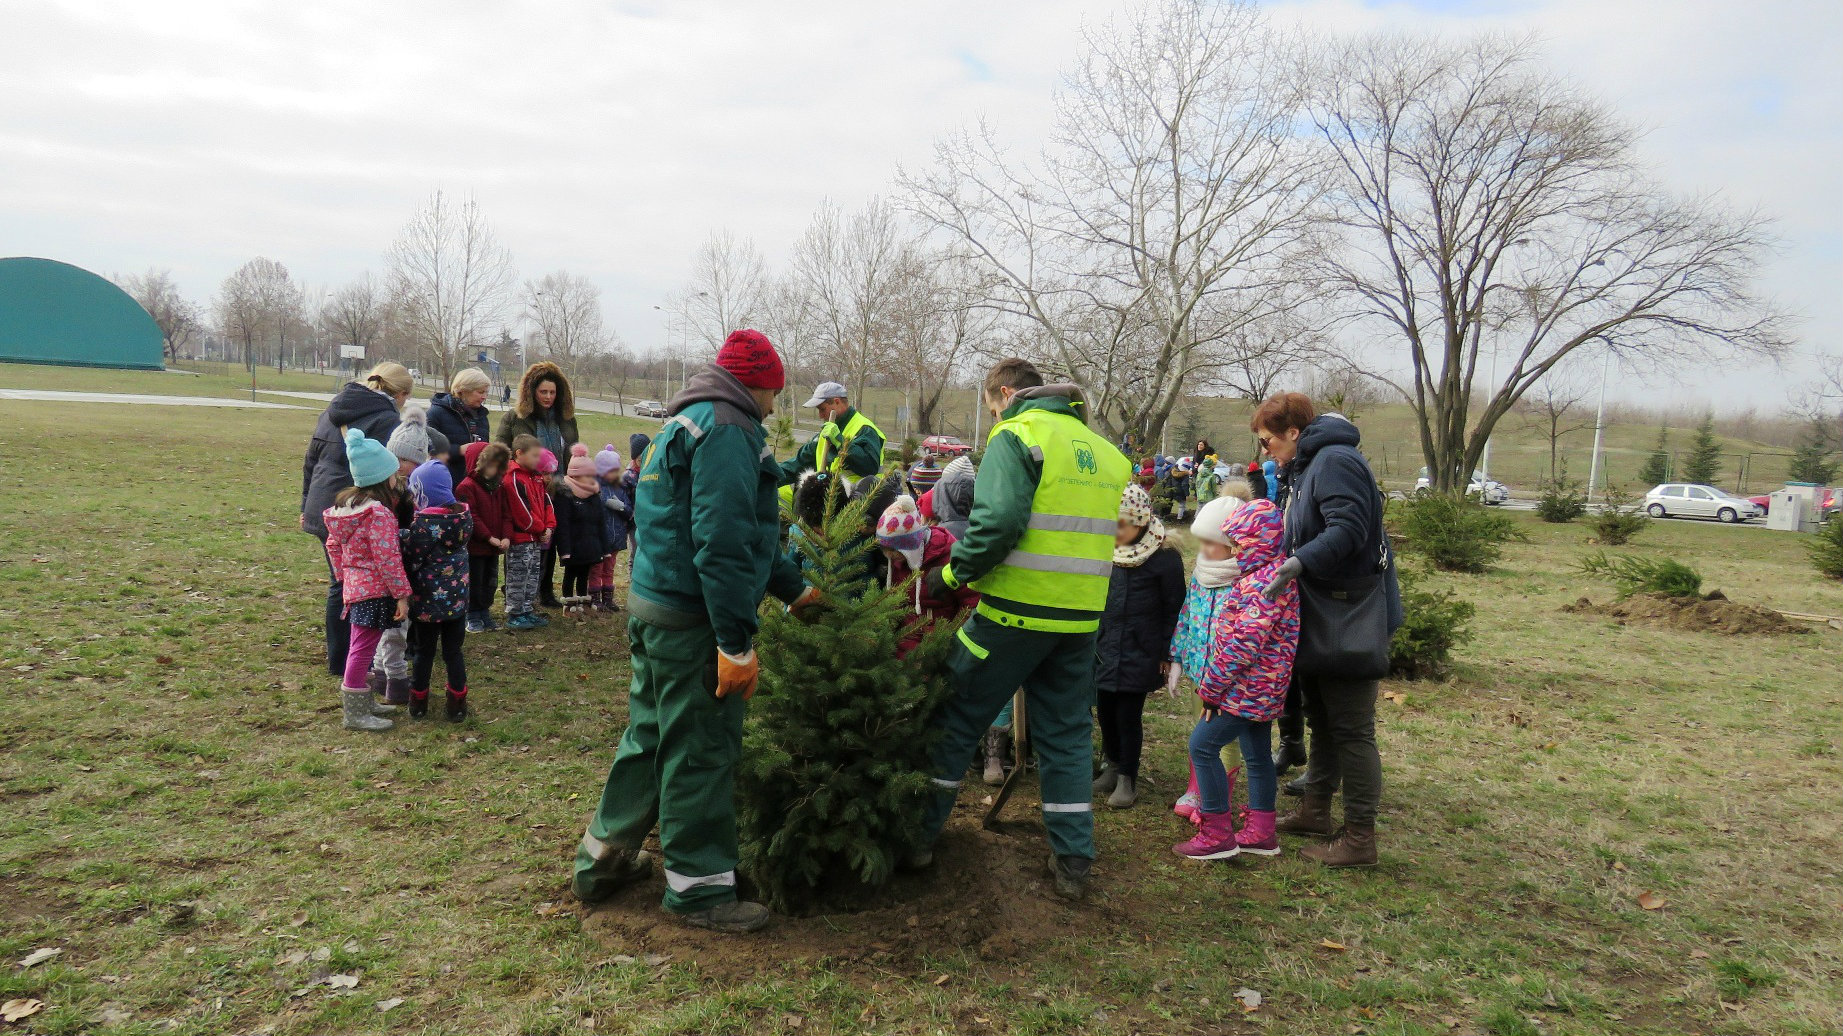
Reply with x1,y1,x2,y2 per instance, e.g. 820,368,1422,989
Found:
1235,988,1262,1012
1637,891,1666,911
1,999,45,1023
933,974,951,986
326,974,359,989
375,997,404,1012
17,948,62,969
1382,691,1405,704
311,947,332,962
1320,938,1348,952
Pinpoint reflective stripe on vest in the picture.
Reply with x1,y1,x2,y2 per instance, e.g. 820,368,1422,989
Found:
971,407,1132,620
814,409,884,475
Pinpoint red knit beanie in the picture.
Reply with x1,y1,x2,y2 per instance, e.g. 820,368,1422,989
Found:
715,329,785,391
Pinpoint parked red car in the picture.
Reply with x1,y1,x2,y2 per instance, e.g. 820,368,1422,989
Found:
1750,489,1838,517
920,435,973,456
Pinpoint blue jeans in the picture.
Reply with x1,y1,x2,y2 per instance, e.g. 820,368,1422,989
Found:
1188,710,1275,814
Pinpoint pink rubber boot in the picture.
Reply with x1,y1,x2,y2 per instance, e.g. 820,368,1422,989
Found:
1173,762,1202,824
1173,811,1240,860
1235,809,1280,856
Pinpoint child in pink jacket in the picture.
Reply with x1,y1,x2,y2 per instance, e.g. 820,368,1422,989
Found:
1167,497,1300,860
322,429,413,733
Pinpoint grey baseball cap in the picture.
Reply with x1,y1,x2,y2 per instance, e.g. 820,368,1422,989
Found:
803,381,848,408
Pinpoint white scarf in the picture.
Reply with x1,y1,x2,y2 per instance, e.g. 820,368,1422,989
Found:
1193,554,1241,589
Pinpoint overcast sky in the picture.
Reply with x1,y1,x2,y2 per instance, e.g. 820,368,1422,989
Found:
2,0,1836,410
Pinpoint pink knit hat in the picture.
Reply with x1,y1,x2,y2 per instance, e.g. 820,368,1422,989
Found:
537,448,559,475
566,443,597,478
875,494,929,570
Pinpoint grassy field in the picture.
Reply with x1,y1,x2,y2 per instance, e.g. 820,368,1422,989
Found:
1,367,1841,1035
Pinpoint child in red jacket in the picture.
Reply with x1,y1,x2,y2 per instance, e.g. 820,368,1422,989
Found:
456,442,512,633
503,435,556,631
874,495,978,656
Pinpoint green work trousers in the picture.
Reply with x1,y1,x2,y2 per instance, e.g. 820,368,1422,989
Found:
922,612,1099,859
574,615,745,914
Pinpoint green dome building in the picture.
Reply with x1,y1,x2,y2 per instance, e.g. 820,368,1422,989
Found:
0,257,165,370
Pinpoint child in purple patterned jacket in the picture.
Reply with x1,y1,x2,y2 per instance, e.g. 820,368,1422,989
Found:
1167,497,1300,861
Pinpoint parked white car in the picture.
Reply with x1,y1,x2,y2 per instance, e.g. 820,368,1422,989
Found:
1414,468,1510,505
1643,483,1763,523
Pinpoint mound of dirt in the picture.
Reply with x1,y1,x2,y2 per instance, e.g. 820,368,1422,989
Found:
577,816,1126,980
1562,592,1809,636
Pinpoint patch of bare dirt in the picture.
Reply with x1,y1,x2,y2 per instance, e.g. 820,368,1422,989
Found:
578,817,1129,981
1563,592,1810,636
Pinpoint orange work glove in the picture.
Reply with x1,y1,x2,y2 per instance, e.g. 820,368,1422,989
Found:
789,586,821,616
715,648,759,700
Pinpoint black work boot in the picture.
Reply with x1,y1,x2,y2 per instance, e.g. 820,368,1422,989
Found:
677,900,771,933
571,848,654,905
1047,854,1092,901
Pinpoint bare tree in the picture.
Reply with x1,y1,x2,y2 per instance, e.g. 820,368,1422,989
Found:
1311,33,1789,492
1518,374,1592,481
386,190,518,385
322,274,387,369
525,271,612,375
119,269,202,362
888,252,993,435
787,198,915,403
675,229,765,355
757,276,822,414
902,0,1324,443
213,257,299,371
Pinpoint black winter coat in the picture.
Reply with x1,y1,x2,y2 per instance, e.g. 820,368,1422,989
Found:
428,392,490,483
551,488,611,566
301,383,401,539
1278,415,1403,631
1094,545,1187,693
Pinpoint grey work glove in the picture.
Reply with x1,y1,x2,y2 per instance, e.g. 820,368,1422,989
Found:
1263,556,1303,602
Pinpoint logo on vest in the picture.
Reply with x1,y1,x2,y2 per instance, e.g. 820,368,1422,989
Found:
1072,439,1098,475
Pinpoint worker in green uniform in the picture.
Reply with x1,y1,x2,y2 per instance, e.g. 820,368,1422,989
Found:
916,358,1133,900
777,380,886,490
572,329,815,934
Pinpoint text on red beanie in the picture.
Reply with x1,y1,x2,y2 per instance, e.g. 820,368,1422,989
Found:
716,329,785,391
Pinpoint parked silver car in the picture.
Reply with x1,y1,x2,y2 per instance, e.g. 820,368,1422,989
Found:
1643,483,1763,523
633,400,668,419
1414,468,1510,505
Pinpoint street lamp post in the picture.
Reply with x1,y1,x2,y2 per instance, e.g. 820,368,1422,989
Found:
1586,341,1613,505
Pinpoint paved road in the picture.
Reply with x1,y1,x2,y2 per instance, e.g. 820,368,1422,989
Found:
0,388,311,409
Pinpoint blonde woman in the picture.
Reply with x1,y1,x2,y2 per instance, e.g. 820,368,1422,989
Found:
430,367,493,481
302,361,413,677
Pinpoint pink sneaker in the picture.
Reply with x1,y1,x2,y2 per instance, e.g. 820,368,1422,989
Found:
1234,809,1280,856
1173,812,1239,860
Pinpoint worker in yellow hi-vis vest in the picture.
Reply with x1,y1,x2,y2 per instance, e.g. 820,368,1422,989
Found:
776,381,885,493
912,358,1132,901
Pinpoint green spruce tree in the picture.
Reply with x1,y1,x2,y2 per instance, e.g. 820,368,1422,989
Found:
1637,426,1671,486
1788,416,1839,485
737,478,956,914
1680,413,1723,486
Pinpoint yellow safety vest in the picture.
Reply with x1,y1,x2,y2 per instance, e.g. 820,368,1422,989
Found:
971,407,1132,632
814,409,884,477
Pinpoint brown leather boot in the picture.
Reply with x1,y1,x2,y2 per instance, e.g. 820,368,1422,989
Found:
1301,824,1378,868
1274,794,1335,837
